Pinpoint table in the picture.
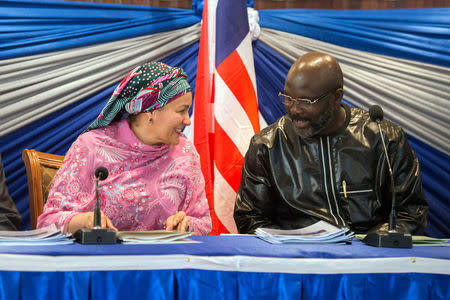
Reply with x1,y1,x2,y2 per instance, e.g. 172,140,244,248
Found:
0,236,449,299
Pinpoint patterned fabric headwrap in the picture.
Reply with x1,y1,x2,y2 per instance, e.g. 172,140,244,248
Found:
86,62,191,131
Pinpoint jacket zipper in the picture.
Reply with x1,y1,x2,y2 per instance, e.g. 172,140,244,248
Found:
320,137,346,227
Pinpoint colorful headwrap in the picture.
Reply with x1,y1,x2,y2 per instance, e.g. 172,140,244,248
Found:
86,62,191,131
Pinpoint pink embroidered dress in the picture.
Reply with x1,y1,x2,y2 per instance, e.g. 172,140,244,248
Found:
37,119,212,235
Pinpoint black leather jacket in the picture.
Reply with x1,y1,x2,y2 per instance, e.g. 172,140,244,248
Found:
234,104,428,234
0,153,21,231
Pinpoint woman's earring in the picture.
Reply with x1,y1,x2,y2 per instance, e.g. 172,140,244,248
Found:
148,117,153,124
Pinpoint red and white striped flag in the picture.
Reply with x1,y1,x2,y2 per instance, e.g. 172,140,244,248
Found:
194,0,261,234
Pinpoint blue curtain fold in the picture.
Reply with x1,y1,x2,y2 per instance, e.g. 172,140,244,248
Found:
259,8,450,67
253,40,289,124
407,135,450,238
0,0,200,59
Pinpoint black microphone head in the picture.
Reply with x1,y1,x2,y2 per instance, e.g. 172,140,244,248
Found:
95,167,108,181
369,105,384,122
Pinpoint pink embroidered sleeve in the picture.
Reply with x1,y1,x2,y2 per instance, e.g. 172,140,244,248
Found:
37,135,96,229
178,153,212,236
161,140,212,235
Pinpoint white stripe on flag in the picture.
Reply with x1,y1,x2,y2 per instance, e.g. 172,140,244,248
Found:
207,2,217,80
236,33,258,92
214,72,255,157
214,163,238,233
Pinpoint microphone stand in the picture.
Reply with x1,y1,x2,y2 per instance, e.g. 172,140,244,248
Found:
378,122,397,234
94,176,101,229
362,119,412,248
74,168,117,244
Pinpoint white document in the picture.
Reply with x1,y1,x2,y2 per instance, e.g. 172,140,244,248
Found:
117,230,195,244
0,224,74,245
255,221,353,244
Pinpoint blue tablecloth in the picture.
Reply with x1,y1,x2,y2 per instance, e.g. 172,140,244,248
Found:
0,236,449,300
1,236,449,259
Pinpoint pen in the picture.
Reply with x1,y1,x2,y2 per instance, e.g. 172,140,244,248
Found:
342,180,347,198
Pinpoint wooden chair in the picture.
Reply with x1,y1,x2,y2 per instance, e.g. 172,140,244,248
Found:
22,149,64,229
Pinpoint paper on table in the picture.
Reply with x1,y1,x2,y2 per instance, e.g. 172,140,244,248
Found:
0,224,74,245
0,224,60,239
0,239,74,246
255,221,353,244
117,230,195,244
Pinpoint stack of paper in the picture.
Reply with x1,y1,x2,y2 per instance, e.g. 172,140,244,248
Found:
255,221,353,244
0,224,73,246
117,230,194,244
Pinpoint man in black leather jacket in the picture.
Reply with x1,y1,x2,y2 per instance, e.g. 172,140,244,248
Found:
234,52,428,234
0,153,21,231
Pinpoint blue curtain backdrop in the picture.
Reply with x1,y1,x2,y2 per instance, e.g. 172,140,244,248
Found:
0,0,448,237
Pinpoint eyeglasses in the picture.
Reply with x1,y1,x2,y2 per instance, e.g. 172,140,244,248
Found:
279,91,331,106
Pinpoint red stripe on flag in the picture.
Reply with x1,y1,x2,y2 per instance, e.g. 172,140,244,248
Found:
214,119,244,193
194,0,221,234
216,50,260,133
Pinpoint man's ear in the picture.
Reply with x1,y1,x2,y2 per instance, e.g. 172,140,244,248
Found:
334,88,344,108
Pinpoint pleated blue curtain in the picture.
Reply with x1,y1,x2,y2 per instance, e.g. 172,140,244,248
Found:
258,8,450,67
1,0,200,59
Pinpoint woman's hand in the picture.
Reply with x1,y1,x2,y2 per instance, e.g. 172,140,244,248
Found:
67,211,118,234
165,211,189,232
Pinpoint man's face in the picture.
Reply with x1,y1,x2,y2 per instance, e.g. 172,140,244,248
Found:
283,53,343,138
284,92,335,139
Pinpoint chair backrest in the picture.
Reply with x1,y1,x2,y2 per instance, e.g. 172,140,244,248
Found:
22,149,64,229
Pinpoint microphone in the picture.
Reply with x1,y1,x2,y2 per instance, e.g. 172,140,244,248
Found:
93,167,108,228
362,105,412,248
74,166,117,244
95,166,108,181
369,105,383,122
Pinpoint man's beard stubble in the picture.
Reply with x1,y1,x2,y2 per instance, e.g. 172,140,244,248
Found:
289,102,334,139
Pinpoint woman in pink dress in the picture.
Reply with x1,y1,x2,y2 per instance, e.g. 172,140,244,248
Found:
37,62,211,235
